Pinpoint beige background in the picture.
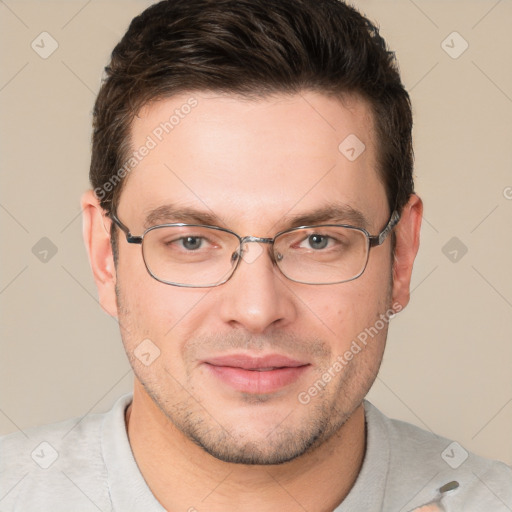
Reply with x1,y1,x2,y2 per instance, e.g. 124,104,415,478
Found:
1,0,511,466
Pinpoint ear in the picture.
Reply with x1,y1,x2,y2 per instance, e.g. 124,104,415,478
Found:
391,193,423,311
81,190,118,318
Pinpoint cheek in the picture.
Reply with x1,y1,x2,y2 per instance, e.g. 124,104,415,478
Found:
313,276,391,350
116,246,195,325
115,262,215,369
302,285,391,388
330,302,380,355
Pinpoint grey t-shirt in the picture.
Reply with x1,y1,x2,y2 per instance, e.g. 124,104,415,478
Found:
0,394,510,511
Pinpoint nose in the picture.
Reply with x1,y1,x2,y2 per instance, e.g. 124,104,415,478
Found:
218,241,298,334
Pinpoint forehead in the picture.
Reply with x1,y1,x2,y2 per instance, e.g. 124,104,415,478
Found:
120,91,387,232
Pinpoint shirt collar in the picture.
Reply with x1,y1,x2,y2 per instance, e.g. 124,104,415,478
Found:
101,393,165,511
332,400,390,512
102,395,388,512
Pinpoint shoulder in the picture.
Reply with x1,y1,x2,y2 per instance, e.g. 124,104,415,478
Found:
364,401,512,511
0,394,132,512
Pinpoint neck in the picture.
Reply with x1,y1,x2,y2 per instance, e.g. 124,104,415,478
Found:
126,382,366,512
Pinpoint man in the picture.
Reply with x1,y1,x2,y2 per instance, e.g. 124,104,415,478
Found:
1,0,510,510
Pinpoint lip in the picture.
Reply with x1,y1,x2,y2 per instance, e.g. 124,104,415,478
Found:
203,354,311,394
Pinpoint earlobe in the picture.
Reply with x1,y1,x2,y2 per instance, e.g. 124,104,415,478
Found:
81,190,119,318
391,194,423,311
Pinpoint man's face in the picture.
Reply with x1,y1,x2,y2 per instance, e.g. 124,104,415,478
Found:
114,91,394,464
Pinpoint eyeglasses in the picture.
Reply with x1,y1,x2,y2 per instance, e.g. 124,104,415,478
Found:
109,210,400,287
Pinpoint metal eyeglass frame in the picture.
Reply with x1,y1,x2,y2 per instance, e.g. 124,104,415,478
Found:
109,210,401,287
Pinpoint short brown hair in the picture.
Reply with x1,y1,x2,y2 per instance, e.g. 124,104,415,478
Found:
90,0,413,224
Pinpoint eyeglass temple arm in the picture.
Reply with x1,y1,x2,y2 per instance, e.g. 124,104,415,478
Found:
109,212,143,244
368,210,400,247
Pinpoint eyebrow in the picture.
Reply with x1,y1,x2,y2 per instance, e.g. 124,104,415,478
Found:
143,202,370,232
143,205,221,229
285,203,369,230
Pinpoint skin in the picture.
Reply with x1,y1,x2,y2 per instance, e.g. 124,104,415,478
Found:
82,91,423,512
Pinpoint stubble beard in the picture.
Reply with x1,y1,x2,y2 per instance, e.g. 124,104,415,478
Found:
116,281,390,466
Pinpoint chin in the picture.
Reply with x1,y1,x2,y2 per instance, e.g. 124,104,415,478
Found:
179,402,342,466
192,433,320,466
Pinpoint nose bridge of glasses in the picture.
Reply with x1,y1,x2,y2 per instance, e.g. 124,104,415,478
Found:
240,236,274,245
234,236,279,266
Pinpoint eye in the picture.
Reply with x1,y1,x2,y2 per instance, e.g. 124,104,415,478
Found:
179,236,204,251
160,233,214,252
299,233,332,250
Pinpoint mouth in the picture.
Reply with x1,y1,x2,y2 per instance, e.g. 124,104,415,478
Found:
203,354,311,394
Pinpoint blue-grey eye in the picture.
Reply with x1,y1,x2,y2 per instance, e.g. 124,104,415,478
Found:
181,236,203,250
307,234,329,250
